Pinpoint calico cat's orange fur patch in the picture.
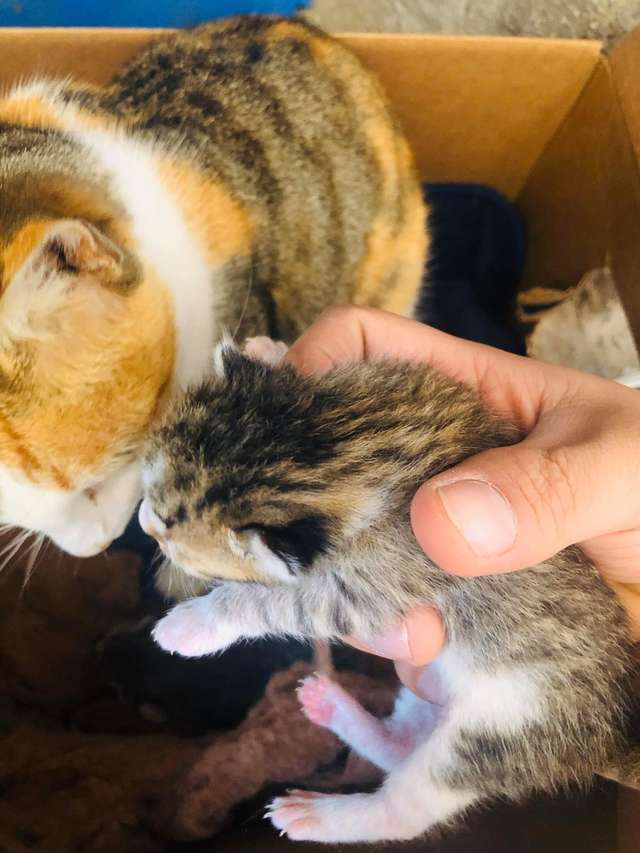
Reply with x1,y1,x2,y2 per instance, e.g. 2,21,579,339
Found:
0,96,62,130
264,19,316,43
29,274,174,478
355,189,428,313
1,220,52,287
157,161,254,266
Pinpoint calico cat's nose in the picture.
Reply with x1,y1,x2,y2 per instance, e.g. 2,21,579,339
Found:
138,499,167,543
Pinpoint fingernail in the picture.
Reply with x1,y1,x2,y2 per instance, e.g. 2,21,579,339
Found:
362,623,411,661
436,479,516,557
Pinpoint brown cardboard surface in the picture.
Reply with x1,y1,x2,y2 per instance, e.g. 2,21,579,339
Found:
517,57,613,294
0,28,158,88
609,26,640,173
607,28,640,347
0,29,600,200
343,34,601,198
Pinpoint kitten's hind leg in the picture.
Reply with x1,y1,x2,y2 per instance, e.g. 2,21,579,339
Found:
271,662,552,842
298,676,424,772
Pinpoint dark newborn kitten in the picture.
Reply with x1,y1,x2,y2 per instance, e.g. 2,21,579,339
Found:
139,339,638,844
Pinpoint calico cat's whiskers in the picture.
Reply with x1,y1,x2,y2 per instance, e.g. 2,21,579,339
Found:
0,526,48,592
0,527,32,573
19,531,47,595
232,263,255,344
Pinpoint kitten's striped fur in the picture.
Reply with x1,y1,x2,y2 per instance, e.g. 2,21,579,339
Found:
0,16,426,555
143,339,637,844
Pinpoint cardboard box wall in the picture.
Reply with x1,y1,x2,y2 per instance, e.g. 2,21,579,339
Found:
0,25,638,853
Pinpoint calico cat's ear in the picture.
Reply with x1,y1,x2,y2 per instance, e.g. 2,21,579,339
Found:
34,219,138,291
0,218,139,343
2,218,138,298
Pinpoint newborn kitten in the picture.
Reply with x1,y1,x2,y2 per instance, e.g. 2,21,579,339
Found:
140,340,637,844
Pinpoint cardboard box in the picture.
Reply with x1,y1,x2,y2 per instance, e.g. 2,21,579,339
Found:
0,25,636,852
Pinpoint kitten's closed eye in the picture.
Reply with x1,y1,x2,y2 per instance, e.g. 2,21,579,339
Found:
138,499,168,542
238,515,329,583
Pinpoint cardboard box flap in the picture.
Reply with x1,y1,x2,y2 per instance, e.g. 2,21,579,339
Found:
607,28,640,348
517,56,613,297
610,27,640,171
0,28,160,88
344,34,602,199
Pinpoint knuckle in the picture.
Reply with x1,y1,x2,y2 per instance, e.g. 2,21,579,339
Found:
317,304,363,325
510,446,577,538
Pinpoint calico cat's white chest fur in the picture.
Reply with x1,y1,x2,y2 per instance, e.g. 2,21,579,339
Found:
62,112,217,394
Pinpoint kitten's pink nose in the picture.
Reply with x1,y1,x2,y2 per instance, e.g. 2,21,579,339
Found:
138,499,166,542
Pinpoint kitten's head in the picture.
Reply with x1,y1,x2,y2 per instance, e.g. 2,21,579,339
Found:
0,207,174,555
141,345,391,586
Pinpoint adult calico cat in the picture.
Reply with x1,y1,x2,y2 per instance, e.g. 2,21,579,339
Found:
0,15,427,556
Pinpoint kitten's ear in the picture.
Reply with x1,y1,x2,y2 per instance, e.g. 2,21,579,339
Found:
237,516,329,583
35,219,137,291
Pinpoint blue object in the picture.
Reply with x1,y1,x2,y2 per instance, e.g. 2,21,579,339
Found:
0,1,309,28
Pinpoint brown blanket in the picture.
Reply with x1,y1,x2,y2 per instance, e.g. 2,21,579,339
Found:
0,539,393,853
0,535,621,853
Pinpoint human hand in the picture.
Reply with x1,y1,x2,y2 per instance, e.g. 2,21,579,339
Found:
285,306,640,698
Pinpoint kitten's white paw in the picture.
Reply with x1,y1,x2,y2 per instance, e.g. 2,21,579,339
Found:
152,599,235,657
267,790,329,841
268,790,391,843
243,336,288,366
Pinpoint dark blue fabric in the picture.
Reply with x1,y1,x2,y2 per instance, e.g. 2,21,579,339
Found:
0,1,309,27
417,182,526,355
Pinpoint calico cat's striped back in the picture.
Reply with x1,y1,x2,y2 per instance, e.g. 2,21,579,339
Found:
75,16,427,336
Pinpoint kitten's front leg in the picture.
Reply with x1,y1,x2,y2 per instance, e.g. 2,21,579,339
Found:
152,582,303,657
243,336,288,365
152,592,239,657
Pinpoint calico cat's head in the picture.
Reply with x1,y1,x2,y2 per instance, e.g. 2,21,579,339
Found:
0,175,174,555
140,344,405,585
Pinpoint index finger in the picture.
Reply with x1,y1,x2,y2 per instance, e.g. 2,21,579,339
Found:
284,306,554,428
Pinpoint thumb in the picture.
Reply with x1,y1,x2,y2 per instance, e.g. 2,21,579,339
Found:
410,438,637,576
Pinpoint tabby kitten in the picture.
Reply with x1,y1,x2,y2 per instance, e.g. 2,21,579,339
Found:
140,339,636,844
0,16,426,556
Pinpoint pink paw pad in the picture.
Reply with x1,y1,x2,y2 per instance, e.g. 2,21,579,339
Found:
297,675,343,726
243,336,288,365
